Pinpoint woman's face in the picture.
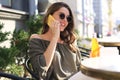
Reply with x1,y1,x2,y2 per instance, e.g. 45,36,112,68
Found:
52,7,71,31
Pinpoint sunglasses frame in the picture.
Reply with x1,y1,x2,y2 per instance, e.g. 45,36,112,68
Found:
59,13,72,23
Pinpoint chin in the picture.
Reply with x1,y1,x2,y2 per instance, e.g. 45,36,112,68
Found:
60,29,64,31
60,27,65,31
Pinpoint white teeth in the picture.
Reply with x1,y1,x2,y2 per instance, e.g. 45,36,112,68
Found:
61,23,65,26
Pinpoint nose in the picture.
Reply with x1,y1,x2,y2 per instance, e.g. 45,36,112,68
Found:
62,17,68,23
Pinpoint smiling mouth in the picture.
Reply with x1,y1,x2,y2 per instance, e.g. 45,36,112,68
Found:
61,23,65,26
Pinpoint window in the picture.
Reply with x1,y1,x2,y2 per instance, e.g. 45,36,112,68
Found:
0,0,12,8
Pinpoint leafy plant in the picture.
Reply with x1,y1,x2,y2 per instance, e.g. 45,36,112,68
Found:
0,14,43,76
6,63,24,76
0,22,12,71
26,14,43,35
10,15,43,64
0,47,19,70
11,29,29,58
0,22,10,43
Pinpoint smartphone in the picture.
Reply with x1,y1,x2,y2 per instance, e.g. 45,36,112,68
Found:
47,15,55,27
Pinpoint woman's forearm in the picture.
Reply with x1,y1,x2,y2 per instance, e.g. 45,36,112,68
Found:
43,37,58,70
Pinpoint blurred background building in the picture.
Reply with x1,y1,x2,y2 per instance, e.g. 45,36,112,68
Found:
0,0,120,39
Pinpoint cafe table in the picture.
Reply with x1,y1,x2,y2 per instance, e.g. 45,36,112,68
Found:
80,55,120,80
97,37,120,55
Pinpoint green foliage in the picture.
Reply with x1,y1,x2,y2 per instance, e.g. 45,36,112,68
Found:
11,29,29,57
0,22,10,43
0,47,20,70
0,15,43,76
26,14,43,35
0,22,12,70
10,15,43,63
6,63,24,76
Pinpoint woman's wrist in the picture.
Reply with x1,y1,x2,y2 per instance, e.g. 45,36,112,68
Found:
51,37,58,43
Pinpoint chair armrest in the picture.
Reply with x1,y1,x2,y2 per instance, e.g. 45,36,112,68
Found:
0,72,27,80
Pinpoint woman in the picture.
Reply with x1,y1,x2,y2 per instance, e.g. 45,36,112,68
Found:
28,2,81,80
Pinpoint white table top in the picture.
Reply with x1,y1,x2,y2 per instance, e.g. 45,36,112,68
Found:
81,56,120,72
97,36,120,47
81,56,120,80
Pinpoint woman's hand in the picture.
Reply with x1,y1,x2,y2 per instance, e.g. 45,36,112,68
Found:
48,15,60,40
51,20,60,39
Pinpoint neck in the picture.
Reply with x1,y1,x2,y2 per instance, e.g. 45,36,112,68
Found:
43,31,63,44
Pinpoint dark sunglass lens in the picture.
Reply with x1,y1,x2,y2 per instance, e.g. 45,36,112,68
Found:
60,13,65,19
67,16,72,22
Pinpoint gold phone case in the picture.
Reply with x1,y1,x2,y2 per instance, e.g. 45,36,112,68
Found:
47,15,55,27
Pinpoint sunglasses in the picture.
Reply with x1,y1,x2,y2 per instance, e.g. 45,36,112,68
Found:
59,13,72,23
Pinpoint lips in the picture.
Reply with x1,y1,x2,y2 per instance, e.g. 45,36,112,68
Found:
61,22,65,26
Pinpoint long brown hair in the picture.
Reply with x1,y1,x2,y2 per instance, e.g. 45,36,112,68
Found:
42,2,78,52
